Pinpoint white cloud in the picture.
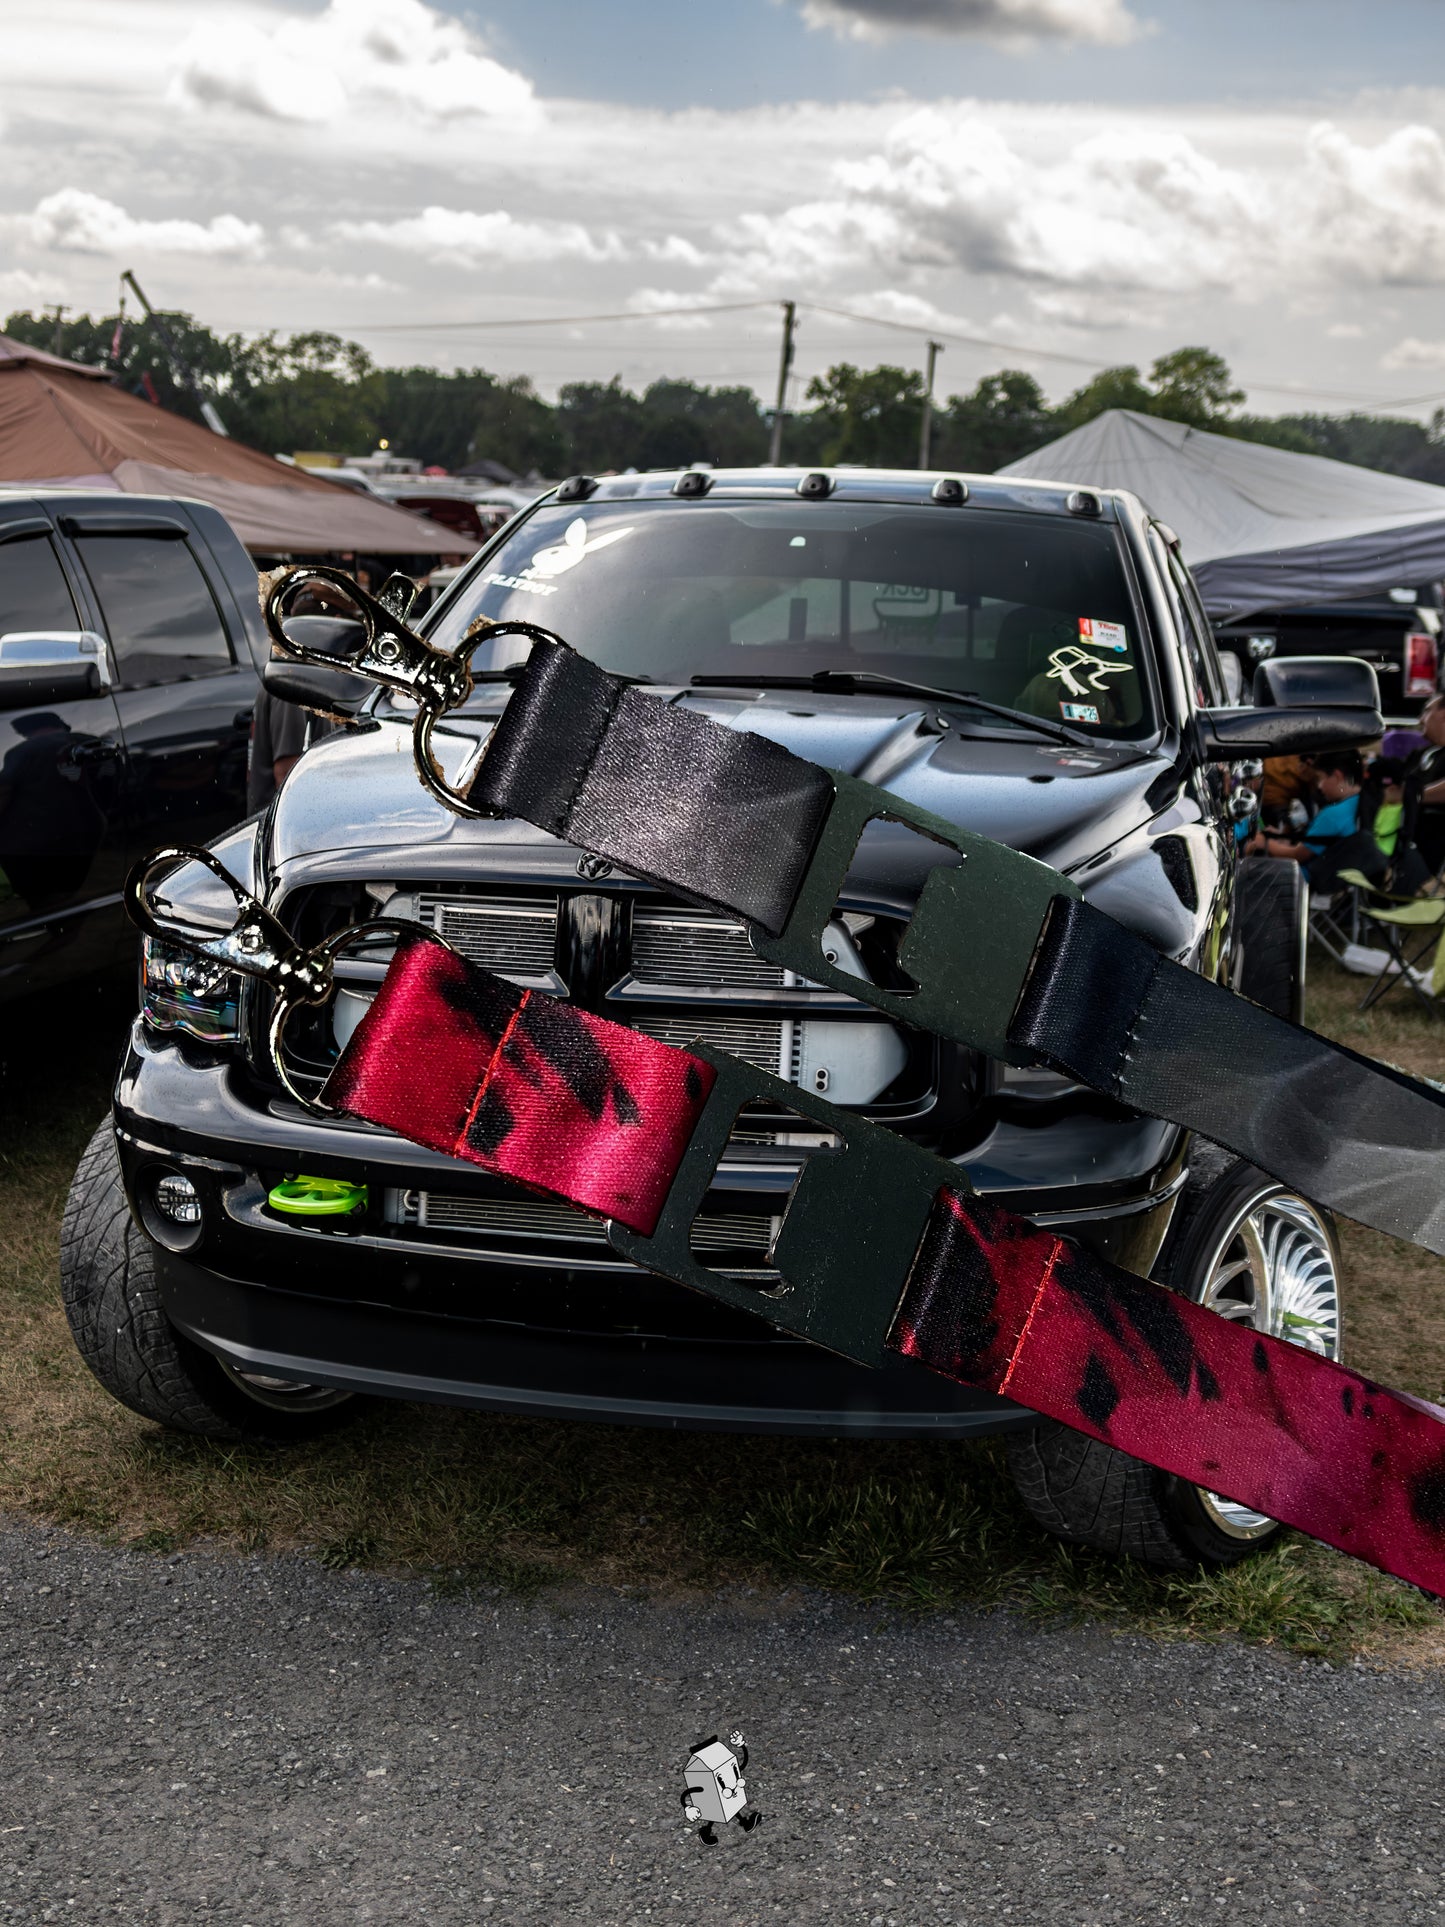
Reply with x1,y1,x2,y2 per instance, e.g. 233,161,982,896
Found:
17,189,264,258
1326,321,1366,339
167,0,539,127
1288,122,1445,286
794,0,1143,45
624,289,722,331
1382,337,1445,371
639,235,710,269
334,206,625,266
706,111,1445,300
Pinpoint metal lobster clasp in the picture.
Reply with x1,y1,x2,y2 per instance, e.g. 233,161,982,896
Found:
261,564,571,818
125,844,448,1115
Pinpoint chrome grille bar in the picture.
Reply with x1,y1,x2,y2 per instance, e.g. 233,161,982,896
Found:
630,1012,787,1074
416,893,558,978
629,907,786,990
398,1188,778,1254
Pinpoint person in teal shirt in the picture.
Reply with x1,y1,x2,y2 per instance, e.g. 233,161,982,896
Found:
1247,751,1385,889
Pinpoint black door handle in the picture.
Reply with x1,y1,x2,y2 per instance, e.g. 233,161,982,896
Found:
69,739,123,768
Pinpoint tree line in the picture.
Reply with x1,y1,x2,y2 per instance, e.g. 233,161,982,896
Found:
7,307,1444,485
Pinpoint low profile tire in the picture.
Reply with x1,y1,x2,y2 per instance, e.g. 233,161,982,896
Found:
60,1118,360,1443
1235,854,1306,1022
1006,1148,1342,1571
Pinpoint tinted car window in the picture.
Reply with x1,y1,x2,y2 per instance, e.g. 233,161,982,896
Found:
0,534,80,633
436,500,1151,737
75,535,231,686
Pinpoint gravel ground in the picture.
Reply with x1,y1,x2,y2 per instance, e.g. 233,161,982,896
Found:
2,1518,1444,1926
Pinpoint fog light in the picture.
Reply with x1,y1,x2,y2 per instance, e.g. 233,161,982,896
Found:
154,1173,202,1225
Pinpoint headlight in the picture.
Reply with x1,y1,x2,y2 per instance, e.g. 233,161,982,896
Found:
140,937,240,1044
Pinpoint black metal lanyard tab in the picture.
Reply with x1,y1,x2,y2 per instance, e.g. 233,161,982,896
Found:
607,1045,959,1367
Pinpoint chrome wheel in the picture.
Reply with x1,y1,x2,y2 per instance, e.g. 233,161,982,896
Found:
214,1356,354,1416
1194,1190,1340,1539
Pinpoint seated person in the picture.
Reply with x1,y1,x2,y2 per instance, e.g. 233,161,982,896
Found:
1246,750,1388,891
1402,694,1445,875
1258,753,1313,833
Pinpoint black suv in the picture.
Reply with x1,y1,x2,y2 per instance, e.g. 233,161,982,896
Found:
0,490,262,1000
64,468,1375,1571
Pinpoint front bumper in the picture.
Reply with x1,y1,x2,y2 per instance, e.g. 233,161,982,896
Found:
116,1024,1185,1436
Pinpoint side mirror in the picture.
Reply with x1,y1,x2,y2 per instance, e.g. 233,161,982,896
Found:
1200,652,1384,759
1252,655,1381,711
278,614,369,660
1198,705,1384,760
0,629,110,709
265,613,376,720
263,657,373,721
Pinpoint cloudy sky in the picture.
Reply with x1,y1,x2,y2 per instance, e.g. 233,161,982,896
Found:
4,0,1445,419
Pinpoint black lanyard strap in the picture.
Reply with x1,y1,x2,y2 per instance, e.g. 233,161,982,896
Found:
1013,894,1445,1252
465,638,1445,1255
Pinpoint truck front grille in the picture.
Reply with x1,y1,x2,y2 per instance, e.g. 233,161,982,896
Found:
629,907,786,990
416,892,558,978
390,1188,779,1262
631,1012,786,1074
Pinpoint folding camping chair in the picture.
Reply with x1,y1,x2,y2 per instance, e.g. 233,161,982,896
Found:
1307,880,1362,966
1336,867,1445,1014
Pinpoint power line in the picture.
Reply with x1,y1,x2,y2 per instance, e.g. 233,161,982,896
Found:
318,299,776,332
265,293,1445,417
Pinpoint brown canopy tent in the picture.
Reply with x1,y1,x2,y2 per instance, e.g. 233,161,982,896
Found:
0,334,474,556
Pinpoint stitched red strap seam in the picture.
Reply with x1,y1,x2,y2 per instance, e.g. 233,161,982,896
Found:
454,989,531,1158
996,1236,1064,1400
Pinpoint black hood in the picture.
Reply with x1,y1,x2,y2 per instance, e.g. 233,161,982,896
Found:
268,690,1172,897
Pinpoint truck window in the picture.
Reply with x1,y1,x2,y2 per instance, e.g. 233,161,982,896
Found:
74,535,232,687
0,534,80,634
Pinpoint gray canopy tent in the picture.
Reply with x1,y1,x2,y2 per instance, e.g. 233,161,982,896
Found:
1000,409,1445,618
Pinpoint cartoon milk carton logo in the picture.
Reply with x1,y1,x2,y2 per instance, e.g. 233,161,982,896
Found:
680,1730,762,1845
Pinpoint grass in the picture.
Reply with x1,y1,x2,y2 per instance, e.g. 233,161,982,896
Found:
1,953,1444,1662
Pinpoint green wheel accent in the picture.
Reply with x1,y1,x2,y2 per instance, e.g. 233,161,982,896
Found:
268,1175,369,1217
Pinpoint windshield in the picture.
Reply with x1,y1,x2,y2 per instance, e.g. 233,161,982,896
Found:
430,498,1152,738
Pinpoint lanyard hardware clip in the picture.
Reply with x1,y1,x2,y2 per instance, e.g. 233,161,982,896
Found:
262,566,571,820
125,844,449,1116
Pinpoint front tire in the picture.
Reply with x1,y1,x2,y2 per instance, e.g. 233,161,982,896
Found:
1006,1150,1342,1570
60,1118,359,1443
1235,855,1306,1023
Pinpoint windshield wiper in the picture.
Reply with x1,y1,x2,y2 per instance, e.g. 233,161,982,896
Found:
688,670,1098,749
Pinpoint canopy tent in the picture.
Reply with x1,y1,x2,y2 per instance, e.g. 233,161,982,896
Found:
0,334,474,556
999,409,1445,617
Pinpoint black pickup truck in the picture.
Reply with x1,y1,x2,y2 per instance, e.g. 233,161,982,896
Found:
0,490,261,1000
62,466,1380,1574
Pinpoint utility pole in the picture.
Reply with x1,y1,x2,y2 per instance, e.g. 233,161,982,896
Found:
45,304,68,357
120,269,229,436
768,300,797,466
918,339,943,470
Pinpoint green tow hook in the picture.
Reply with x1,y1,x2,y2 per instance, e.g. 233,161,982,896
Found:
268,1175,369,1218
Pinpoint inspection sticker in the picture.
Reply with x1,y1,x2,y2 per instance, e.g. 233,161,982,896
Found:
1060,701,1101,723
1079,617,1128,652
